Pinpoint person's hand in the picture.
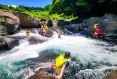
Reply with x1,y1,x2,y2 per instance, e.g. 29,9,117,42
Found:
55,75,62,79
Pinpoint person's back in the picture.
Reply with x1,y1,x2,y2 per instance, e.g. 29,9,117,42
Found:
55,55,70,70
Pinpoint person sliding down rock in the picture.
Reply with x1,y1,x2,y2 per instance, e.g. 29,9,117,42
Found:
50,52,71,79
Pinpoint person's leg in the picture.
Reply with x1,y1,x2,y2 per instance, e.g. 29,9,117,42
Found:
44,32,46,36
51,64,56,72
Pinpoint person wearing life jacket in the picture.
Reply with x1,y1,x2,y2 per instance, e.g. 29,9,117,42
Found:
40,19,48,36
93,25,104,39
41,23,48,36
51,52,71,79
26,29,30,37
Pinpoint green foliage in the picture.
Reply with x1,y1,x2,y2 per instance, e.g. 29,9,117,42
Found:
0,4,17,12
0,4,76,20
25,10,50,19
50,0,117,17
44,5,51,10
0,0,116,20
50,13,77,20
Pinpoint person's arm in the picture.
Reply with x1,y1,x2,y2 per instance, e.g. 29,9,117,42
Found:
55,64,65,79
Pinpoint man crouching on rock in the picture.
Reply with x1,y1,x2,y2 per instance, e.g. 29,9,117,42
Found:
51,52,71,79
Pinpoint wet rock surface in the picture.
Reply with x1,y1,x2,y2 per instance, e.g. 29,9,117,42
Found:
28,50,58,64
28,71,53,79
105,70,117,79
101,14,117,33
38,28,54,37
26,50,58,79
0,36,19,50
28,37,45,45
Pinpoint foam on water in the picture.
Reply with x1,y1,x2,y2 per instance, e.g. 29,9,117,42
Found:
0,33,117,65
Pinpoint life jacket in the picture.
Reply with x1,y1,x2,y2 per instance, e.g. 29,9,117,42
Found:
42,25,47,33
55,55,70,70
94,28,103,35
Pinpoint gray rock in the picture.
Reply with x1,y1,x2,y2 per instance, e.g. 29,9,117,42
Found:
101,13,117,33
14,12,41,28
63,24,84,33
0,10,20,34
0,36,19,50
27,50,58,79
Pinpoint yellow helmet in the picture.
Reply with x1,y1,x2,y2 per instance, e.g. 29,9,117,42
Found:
93,24,98,29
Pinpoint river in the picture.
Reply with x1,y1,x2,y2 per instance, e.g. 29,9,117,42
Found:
0,32,117,79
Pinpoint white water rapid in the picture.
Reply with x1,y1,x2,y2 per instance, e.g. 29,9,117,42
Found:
0,32,117,79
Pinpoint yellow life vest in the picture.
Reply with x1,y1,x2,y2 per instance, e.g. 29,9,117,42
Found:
55,55,70,70
93,24,98,29
42,25,47,33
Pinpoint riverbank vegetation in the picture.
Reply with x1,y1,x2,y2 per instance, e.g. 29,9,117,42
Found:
0,0,117,20
0,4,77,20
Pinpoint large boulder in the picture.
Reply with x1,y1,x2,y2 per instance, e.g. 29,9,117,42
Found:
14,12,41,28
101,14,117,33
0,10,20,34
63,24,84,34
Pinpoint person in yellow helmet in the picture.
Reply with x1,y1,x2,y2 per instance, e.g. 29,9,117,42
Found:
42,23,48,36
51,52,71,79
93,21,98,29
93,23,98,29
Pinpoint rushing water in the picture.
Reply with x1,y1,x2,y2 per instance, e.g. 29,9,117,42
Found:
0,32,117,79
